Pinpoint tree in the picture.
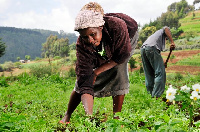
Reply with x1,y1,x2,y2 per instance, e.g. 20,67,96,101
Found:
17,57,20,61
42,35,69,58
193,0,200,5
25,55,31,60
168,2,177,12
0,38,6,58
139,26,157,44
129,57,137,72
170,27,183,40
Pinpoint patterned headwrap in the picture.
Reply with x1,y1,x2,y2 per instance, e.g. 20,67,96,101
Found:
74,2,105,31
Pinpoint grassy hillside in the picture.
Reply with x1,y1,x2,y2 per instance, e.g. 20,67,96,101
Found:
179,10,200,33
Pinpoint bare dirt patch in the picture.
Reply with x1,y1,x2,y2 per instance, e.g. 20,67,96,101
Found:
131,50,200,75
163,50,200,74
166,65,200,75
162,49,200,63
0,68,30,77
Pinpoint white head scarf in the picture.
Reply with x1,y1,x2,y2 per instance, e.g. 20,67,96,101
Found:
74,10,105,31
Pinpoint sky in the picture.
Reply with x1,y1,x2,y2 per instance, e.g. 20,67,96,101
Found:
0,0,195,35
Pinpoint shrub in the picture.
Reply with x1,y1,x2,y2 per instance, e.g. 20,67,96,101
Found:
69,50,77,64
14,62,22,68
174,72,183,81
2,61,14,71
53,56,61,60
35,57,41,61
0,77,9,87
67,67,76,77
129,57,137,72
29,64,59,78
129,70,145,84
17,72,37,85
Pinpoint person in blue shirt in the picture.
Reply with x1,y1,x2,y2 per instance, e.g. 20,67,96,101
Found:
140,26,175,98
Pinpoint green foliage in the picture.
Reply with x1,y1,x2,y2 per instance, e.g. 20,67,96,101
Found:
0,77,9,87
185,31,198,41
69,42,76,50
175,0,192,18
129,70,145,84
16,57,20,61
14,62,22,69
128,57,137,72
143,0,192,30
141,0,195,44
67,67,76,77
139,26,157,44
177,53,200,66
158,11,180,29
34,57,41,61
174,72,184,81
29,64,59,78
179,10,200,33
170,27,183,40
2,61,14,71
25,55,31,60
53,56,61,60
0,71,200,131
42,35,70,58
0,27,77,63
69,50,77,64
0,38,6,58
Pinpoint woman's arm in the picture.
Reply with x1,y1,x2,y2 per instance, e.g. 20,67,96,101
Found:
93,60,118,84
94,60,117,75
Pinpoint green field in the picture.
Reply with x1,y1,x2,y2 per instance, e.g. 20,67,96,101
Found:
179,10,200,33
177,53,200,66
1,69,200,131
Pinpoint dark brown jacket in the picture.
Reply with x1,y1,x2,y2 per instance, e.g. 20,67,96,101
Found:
75,13,138,96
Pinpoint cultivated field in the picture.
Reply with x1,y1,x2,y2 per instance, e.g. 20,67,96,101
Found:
162,49,200,75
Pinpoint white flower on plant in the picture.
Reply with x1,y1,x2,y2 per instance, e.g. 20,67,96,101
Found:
192,84,200,93
166,85,177,102
190,91,200,101
166,95,176,102
166,85,177,96
180,85,190,93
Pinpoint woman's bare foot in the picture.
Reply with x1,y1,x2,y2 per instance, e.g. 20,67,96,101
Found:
60,114,71,124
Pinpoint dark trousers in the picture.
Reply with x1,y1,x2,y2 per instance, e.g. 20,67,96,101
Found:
140,46,166,97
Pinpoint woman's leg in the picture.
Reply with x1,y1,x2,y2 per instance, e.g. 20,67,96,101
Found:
81,93,94,115
112,95,125,119
61,90,81,123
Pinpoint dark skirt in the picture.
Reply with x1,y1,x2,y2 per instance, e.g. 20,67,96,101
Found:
74,31,139,97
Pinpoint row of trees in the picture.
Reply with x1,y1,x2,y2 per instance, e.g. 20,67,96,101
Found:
41,35,70,59
137,0,196,47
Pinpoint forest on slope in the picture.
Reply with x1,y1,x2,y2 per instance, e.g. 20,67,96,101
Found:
0,27,77,63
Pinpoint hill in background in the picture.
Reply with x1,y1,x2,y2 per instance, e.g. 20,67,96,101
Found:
0,27,78,63
179,10,200,33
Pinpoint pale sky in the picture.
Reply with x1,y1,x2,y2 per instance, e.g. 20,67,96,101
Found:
0,0,195,35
